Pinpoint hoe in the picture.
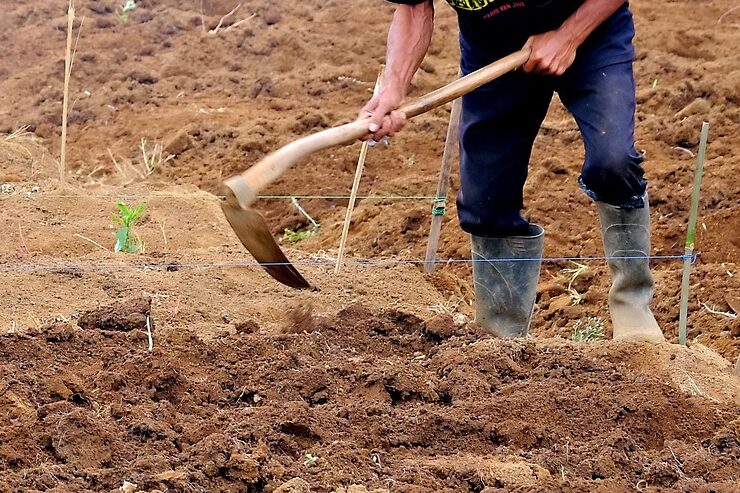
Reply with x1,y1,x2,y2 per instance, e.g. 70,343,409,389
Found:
221,48,530,289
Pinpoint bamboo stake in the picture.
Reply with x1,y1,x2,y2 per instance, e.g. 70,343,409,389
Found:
335,68,384,274
60,0,75,184
424,72,462,273
678,121,710,345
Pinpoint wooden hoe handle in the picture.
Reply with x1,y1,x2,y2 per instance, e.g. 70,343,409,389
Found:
224,48,531,208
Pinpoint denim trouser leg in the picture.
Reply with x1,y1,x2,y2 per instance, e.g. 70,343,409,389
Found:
457,60,648,237
456,70,553,237
557,61,647,209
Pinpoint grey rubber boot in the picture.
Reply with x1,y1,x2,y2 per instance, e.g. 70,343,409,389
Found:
471,225,545,338
597,198,665,342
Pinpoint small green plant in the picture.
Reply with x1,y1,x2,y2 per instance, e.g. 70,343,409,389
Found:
281,198,320,243
303,453,319,467
562,261,588,305
571,317,606,342
112,202,145,253
116,0,138,23
281,225,319,244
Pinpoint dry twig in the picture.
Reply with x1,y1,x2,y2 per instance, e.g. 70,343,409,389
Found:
700,301,738,319
146,316,154,352
207,3,255,35
718,4,740,23
74,233,107,251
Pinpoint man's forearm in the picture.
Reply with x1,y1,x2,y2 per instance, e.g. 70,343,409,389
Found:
559,0,626,45
383,2,434,97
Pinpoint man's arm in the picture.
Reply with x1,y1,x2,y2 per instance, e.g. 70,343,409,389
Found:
523,0,626,75
360,1,434,141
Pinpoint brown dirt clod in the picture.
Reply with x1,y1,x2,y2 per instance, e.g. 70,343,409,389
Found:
78,296,152,332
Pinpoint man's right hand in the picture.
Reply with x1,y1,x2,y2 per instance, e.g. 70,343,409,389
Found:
358,1,434,142
359,86,407,142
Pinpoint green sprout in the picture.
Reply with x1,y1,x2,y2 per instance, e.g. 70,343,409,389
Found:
281,197,320,243
116,0,138,23
281,225,319,244
303,453,319,467
112,202,145,253
571,317,606,342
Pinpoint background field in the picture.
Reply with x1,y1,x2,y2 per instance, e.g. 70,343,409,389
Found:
0,1,738,492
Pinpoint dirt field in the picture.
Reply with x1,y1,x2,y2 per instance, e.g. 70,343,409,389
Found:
1,0,739,492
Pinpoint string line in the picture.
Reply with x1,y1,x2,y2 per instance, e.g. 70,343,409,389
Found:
0,193,439,201
0,254,697,273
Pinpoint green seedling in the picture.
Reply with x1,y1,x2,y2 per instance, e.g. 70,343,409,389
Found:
281,225,319,244
571,317,605,342
116,0,137,23
281,197,320,243
112,202,145,253
303,453,319,467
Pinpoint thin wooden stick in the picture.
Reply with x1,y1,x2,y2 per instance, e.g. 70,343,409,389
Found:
60,0,75,184
424,72,462,273
678,121,709,345
66,15,86,117
335,68,383,274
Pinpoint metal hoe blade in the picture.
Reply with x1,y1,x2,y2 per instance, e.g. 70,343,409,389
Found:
221,200,312,290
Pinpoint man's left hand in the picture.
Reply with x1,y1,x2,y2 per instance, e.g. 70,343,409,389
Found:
522,29,579,76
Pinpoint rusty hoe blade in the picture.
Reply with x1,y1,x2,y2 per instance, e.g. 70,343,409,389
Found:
221,185,312,290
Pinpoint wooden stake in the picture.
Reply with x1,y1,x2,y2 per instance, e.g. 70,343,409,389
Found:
678,121,709,345
60,0,75,184
335,68,383,274
423,73,462,273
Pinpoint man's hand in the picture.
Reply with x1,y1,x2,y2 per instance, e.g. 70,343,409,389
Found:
523,0,626,76
359,87,407,142
358,2,434,142
522,29,579,76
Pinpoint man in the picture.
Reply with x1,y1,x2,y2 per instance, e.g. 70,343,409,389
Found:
361,0,665,342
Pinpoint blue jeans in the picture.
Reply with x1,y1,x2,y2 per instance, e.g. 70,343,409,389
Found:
456,61,647,237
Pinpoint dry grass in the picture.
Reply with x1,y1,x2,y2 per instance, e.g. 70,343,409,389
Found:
139,138,174,176
104,139,174,186
0,127,51,181
0,127,34,158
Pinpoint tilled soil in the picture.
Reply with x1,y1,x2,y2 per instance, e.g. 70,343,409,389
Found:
1,0,739,491
1,305,738,492
0,0,737,355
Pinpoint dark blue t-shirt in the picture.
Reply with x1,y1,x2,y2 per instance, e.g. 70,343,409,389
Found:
388,0,635,72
